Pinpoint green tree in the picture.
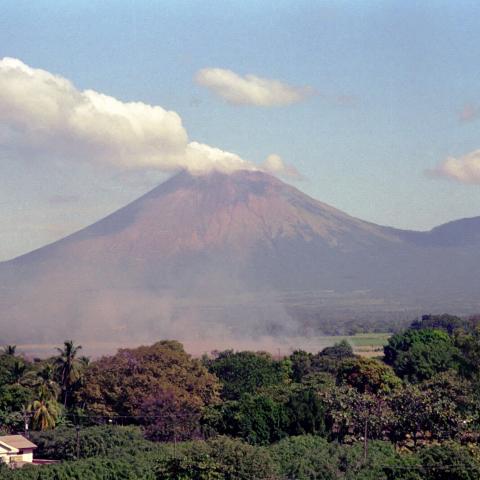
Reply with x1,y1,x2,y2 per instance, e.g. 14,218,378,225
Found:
0,354,34,430
418,442,480,480
20,362,60,400
421,372,475,441
28,384,61,431
340,441,422,480
388,384,431,446
10,359,27,385
202,391,288,446
411,314,468,335
384,328,459,382
310,341,356,376
30,425,151,460
206,436,277,480
157,437,277,480
2,345,17,356
36,362,61,400
157,454,223,480
231,393,288,445
320,340,355,360
206,350,288,401
284,387,327,437
337,357,401,394
389,372,475,445
322,386,393,443
456,327,480,380
289,350,313,382
0,383,32,431
55,340,83,407
288,343,355,383
270,435,338,480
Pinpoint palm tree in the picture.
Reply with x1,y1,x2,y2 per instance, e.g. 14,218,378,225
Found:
55,340,82,407
28,384,61,431
2,345,16,356
11,359,27,385
21,362,60,401
37,363,61,400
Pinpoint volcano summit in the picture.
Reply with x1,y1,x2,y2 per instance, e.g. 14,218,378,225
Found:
1,170,479,345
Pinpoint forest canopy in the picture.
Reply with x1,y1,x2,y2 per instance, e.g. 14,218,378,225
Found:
2,314,480,479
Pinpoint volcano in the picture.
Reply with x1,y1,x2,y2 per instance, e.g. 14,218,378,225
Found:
1,170,479,345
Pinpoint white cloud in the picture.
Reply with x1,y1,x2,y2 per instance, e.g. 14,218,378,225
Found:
431,149,480,184
195,67,312,106
263,153,286,173
186,142,255,174
261,153,303,179
0,57,256,174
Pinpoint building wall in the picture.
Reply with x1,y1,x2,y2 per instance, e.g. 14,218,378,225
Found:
21,449,34,463
0,447,14,463
0,449,34,464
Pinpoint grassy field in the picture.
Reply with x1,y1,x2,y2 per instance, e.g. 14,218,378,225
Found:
347,332,390,347
292,333,390,357
347,333,390,357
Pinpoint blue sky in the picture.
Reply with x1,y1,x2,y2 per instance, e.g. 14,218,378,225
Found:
1,0,480,260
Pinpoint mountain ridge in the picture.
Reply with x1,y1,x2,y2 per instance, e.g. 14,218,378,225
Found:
4,169,478,267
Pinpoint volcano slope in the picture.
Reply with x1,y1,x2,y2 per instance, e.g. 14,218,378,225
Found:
1,170,479,344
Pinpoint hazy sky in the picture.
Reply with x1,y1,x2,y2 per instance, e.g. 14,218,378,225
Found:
1,0,480,260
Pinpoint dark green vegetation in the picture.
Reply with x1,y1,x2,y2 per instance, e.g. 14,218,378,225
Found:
3,314,480,478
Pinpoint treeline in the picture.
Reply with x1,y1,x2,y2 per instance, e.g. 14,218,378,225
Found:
287,307,414,335
2,313,480,479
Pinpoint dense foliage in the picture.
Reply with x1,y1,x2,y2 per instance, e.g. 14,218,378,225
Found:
30,425,151,460
384,328,459,381
3,433,480,479
2,313,480,478
78,340,220,419
203,350,289,401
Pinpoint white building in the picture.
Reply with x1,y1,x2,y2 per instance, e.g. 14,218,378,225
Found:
0,435,37,465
